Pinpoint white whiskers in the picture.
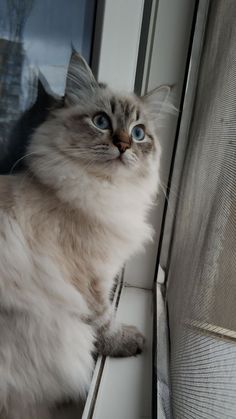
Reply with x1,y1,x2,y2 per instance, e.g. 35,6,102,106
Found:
10,152,39,174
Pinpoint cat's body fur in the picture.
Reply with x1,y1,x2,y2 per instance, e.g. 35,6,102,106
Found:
0,53,169,419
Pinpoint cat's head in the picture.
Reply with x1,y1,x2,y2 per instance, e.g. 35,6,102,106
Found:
28,52,173,194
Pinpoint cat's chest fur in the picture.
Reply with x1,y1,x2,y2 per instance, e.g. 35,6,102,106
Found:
13,174,153,306
42,189,150,282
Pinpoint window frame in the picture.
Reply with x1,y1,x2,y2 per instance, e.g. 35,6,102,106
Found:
82,1,199,418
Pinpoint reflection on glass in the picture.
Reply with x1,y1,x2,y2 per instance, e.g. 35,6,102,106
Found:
0,0,96,146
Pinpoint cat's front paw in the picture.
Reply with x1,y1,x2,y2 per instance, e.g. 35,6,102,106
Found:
117,324,145,357
96,324,145,357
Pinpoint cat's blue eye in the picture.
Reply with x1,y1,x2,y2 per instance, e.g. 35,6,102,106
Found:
131,125,145,142
93,113,111,130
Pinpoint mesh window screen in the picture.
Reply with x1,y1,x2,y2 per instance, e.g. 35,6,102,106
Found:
167,1,236,417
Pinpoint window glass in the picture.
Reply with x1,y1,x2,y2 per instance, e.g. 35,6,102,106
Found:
0,0,96,144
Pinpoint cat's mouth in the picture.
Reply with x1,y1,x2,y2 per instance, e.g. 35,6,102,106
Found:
116,154,126,165
114,151,138,168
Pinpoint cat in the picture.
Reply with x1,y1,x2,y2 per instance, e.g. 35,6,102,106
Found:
0,51,171,419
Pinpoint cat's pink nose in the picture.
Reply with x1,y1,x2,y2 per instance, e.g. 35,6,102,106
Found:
112,131,131,154
115,141,130,154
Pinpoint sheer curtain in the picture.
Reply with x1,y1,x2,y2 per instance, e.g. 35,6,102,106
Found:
167,1,236,417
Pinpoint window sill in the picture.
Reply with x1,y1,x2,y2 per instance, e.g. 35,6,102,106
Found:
82,285,153,419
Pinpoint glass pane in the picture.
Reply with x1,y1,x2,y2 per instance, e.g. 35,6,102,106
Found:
0,0,96,147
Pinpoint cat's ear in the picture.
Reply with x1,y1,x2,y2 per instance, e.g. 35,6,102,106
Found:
65,51,98,105
141,85,177,125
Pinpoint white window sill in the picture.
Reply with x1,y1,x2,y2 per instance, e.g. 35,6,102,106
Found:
82,286,153,419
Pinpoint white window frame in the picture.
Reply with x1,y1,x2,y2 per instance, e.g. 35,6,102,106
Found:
93,0,197,291
81,1,198,418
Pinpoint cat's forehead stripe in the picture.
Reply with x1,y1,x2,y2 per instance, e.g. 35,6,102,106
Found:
110,98,116,114
109,96,140,122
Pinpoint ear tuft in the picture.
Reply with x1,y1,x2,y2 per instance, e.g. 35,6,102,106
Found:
142,85,177,119
65,51,98,105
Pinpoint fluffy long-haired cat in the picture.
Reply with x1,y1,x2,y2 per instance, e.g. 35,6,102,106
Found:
0,52,171,419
